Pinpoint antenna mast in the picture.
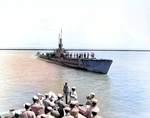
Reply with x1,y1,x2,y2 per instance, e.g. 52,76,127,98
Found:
61,28,62,39
59,28,63,49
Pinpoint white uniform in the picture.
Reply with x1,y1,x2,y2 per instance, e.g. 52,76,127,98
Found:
84,106,99,118
21,111,36,118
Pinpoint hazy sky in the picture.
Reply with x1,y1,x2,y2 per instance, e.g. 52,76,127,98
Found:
0,0,150,49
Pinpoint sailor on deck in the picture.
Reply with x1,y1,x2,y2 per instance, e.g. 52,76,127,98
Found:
91,109,98,118
89,93,95,101
87,53,89,59
49,91,58,102
50,107,60,118
31,96,44,116
84,99,100,118
70,86,79,106
63,83,70,104
84,53,86,58
76,53,78,58
85,95,92,106
21,103,36,118
12,110,21,118
42,106,60,118
85,93,95,106
43,93,55,114
69,101,79,118
63,107,74,118
55,94,67,118
71,87,77,100
91,52,95,59
39,107,55,118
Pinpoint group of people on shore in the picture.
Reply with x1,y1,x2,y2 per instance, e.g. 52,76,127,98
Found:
12,83,99,118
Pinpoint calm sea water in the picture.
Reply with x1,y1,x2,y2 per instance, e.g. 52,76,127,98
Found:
0,50,150,118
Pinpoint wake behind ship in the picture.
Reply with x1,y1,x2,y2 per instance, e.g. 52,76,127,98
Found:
38,30,113,74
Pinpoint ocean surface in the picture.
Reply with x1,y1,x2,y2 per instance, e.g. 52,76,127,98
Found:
0,50,150,118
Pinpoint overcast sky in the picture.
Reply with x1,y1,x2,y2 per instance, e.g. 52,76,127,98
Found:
0,0,150,50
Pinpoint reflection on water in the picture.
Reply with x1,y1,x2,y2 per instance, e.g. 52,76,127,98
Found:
0,51,111,113
0,50,150,118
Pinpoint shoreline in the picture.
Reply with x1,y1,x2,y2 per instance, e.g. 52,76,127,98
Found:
0,49,150,52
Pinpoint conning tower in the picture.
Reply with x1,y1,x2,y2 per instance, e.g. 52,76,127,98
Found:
55,29,65,58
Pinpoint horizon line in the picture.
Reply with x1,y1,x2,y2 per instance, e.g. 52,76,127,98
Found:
0,48,150,51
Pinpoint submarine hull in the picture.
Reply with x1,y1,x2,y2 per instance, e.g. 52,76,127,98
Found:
49,57,112,74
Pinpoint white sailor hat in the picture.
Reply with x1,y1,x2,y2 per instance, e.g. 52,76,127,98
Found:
48,93,52,97
64,107,70,111
92,108,98,112
47,106,53,111
58,94,63,98
72,86,76,89
90,92,95,96
37,92,42,95
45,93,50,97
12,110,21,116
90,93,95,98
23,102,31,108
48,92,52,97
45,93,49,96
41,114,47,118
33,95,39,100
92,99,98,103
70,100,76,105
37,92,44,99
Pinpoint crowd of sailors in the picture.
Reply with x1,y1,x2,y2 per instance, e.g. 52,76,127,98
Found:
11,83,99,118
65,52,95,59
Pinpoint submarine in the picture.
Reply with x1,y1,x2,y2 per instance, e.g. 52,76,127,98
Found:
37,30,113,74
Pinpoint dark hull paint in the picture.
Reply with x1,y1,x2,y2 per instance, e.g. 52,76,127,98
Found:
48,57,112,74
82,59,113,74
